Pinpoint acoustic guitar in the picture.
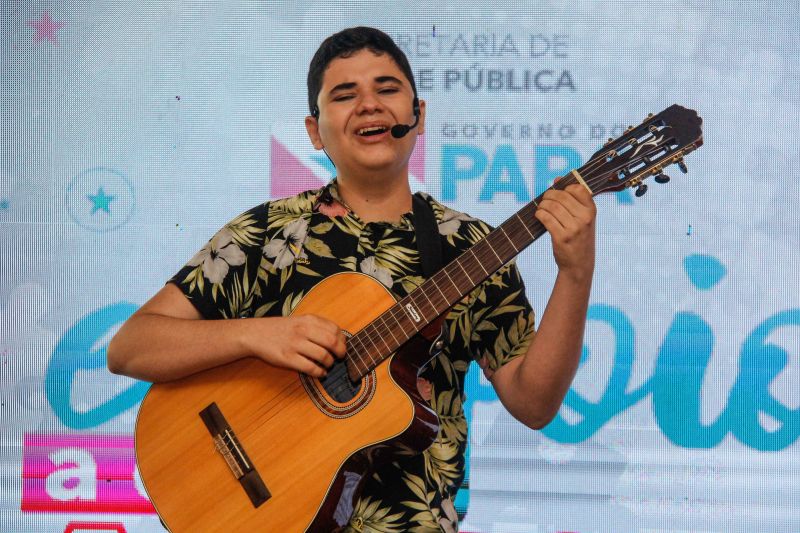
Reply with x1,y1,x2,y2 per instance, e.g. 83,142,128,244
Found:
135,105,703,531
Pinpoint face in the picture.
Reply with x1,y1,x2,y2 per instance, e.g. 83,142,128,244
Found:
305,49,425,180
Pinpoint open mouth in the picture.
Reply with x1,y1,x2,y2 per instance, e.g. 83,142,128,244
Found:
357,126,389,137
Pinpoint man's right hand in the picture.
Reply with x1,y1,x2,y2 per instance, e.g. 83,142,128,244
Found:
242,315,347,378
108,283,346,383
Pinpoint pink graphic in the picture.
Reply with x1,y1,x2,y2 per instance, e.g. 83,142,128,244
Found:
270,136,325,198
408,132,425,183
21,434,155,514
27,11,66,45
64,522,127,533
270,134,425,198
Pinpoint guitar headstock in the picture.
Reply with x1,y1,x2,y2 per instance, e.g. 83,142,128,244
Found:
581,104,703,197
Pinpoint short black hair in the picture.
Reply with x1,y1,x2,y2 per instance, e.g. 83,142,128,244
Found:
307,26,417,118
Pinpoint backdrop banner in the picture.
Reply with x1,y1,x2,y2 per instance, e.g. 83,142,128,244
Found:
2,2,798,532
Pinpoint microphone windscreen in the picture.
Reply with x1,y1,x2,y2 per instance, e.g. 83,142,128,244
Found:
391,124,409,138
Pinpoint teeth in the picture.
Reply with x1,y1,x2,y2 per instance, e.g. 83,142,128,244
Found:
358,126,386,136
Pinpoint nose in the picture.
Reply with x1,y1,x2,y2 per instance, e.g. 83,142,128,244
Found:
355,92,382,115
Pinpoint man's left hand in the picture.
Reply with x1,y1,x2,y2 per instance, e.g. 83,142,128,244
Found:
534,183,597,283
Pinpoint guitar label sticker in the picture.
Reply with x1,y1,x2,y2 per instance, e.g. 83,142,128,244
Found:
405,303,421,322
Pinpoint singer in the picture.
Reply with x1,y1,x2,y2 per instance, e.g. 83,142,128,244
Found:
108,26,596,532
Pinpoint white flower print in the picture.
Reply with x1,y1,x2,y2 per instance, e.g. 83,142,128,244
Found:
359,256,394,289
263,218,309,269
438,207,475,236
187,227,246,284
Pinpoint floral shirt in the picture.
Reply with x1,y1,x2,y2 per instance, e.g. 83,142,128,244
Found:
169,179,536,532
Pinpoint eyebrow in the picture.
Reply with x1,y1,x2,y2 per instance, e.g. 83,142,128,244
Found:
328,76,404,95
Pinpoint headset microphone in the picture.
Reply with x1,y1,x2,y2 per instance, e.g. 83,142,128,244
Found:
390,97,420,138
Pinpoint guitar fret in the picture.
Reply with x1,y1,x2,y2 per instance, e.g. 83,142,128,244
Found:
360,328,380,367
417,287,439,317
371,316,393,361
515,213,535,240
350,355,367,378
387,305,408,335
372,321,393,354
349,333,368,358
430,277,448,308
469,249,489,275
501,230,520,257
357,355,370,377
440,268,461,301
507,214,535,247
454,258,475,285
379,314,400,347
485,240,503,264
499,226,519,252
350,334,370,372
389,308,413,343
346,338,367,377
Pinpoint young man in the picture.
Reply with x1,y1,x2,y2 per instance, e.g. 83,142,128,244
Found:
108,27,596,532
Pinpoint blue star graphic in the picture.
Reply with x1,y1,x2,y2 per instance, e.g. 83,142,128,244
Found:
87,186,115,214
0,199,9,210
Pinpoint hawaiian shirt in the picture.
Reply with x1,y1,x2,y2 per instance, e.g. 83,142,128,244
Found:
169,179,536,532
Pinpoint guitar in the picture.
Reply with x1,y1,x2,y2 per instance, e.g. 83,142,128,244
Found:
135,104,703,531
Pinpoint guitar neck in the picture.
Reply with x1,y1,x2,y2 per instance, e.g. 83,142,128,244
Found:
346,176,583,381
344,104,704,380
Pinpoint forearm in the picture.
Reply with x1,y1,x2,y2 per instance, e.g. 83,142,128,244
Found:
505,269,592,428
107,313,252,383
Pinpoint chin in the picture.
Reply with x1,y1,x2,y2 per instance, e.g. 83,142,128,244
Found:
355,154,404,172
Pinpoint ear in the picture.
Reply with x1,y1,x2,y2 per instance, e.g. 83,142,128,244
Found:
305,115,324,150
417,99,426,136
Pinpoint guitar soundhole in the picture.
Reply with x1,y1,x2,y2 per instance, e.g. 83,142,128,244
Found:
319,358,361,403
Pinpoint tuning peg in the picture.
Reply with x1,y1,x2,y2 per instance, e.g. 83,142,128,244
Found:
654,173,670,184
605,137,614,146
635,183,648,197
642,112,654,123
677,159,688,173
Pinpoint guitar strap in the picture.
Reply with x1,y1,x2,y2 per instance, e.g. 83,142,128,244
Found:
411,193,452,359
411,192,443,278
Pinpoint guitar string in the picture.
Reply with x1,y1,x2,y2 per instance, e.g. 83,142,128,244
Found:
343,158,597,379
241,218,549,432
238,172,554,412
242,131,673,429
368,123,686,356
343,133,672,373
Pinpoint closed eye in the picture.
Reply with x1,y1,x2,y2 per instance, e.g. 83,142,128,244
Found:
334,88,398,101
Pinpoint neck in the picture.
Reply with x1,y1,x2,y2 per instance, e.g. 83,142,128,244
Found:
336,172,412,223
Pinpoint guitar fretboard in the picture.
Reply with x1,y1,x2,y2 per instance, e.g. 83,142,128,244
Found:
341,104,703,380
345,184,567,380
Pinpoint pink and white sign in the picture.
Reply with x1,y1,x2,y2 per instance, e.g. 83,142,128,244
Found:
21,434,155,514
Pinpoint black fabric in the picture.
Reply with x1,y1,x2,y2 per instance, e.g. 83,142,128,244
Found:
412,192,443,278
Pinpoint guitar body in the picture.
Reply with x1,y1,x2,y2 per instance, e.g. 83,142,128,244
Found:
135,272,440,532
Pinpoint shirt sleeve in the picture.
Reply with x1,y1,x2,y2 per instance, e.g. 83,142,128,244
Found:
467,260,536,379
168,203,268,319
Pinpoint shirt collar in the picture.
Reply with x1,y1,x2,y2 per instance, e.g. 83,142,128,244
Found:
314,178,415,230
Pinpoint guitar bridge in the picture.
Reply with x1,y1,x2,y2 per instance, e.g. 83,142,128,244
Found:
199,402,271,507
